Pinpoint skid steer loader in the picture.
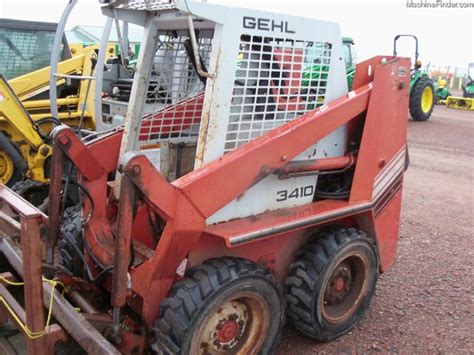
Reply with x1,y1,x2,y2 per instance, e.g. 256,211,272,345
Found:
0,0,410,353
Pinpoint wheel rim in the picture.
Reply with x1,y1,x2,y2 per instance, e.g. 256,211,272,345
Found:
0,151,14,184
421,86,434,113
321,251,370,324
190,292,270,355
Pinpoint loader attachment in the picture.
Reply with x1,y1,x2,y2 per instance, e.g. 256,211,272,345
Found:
0,185,119,354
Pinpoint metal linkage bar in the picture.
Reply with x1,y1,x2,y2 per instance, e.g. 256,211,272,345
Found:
0,237,120,354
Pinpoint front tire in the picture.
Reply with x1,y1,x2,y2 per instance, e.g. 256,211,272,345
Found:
285,227,378,341
410,76,435,121
153,257,284,354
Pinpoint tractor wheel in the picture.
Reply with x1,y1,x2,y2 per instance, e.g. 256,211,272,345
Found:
11,179,49,207
153,257,284,354
410,76,435,121
0,150,22,187
59,205,84,277
285,226,378,341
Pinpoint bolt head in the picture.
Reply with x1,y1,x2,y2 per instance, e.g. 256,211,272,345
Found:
41,146,49,156
132,165,141,175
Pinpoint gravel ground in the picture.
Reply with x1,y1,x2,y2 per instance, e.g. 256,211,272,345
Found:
277,105,474,354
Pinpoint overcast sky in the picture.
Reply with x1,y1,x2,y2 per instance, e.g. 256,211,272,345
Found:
0,0,472,68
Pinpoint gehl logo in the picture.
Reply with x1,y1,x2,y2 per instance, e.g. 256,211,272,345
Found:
243,16,295,34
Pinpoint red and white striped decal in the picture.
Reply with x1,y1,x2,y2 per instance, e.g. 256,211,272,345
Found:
372,146,406,201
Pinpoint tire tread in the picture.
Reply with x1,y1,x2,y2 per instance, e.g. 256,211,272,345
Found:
285,226,376,341
153,257,284,354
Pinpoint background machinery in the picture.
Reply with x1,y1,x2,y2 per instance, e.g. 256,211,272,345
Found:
0,17,117,188
0,11,142,193
434,78,451,104
446,62,474,111
342,36,355,89
461,62,474,99
393,34,435,121
343,34,435,121
0,44,111,187
0,0,411,353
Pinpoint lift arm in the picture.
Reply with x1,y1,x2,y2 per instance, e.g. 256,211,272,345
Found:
0,76,44,149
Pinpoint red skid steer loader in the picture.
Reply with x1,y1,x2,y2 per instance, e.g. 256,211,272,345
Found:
0,0,410,353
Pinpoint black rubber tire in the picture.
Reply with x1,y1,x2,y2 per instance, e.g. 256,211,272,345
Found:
153,257,284,354
11,179,48,206
285,226,378,341
409,76,435,121
4,166,22,187
0,133,26,187
58,205,84,277
463,91,474,99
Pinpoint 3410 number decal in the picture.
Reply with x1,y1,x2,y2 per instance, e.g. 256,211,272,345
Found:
276,185,314,202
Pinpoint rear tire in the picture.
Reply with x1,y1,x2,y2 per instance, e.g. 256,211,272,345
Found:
153,257,284,354
58,205,84,277
410,76,434,121
285,226,378,341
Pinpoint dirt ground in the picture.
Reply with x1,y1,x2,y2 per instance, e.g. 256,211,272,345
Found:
277,105,474,354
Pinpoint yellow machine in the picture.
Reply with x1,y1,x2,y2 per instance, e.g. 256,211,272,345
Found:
446,64,474,111
0,44,115,186
446,96,474,111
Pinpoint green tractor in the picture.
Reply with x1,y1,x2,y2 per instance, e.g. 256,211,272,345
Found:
342,37,356,90
393,35,435,121
341,35,435,121
462,62,474,98
299,38,355,110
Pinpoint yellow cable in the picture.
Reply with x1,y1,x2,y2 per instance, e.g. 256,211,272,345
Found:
0,276,66,339
0,277,24,287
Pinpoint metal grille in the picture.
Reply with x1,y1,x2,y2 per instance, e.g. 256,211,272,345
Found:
110,0,176,11
0,29,59,79
137,33,213,146
225,35,332,152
